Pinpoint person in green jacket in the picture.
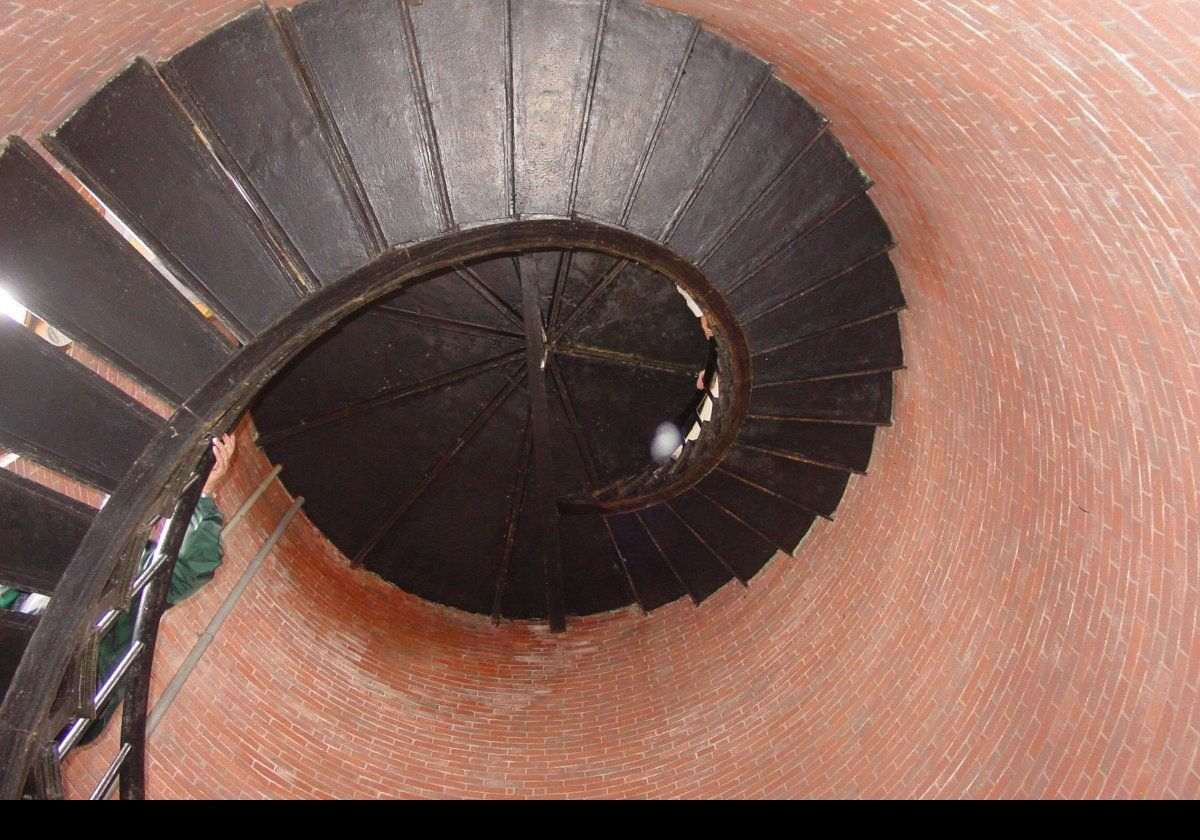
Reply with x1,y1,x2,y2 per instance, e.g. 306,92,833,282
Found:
78,433,237,744
0,434,237,744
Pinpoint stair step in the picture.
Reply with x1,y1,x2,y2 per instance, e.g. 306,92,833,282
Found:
499,476,549,620
0,470,95,595
726,192,893,318
283,0,448,244
0,318,158,492
160,5,374,285
606,513,688,610
512,0,605,217
408,0,514,227
546,370,597,498
252,305,519,438
554,352,699,486
369,386,527,615
738,418,877,473
721,445,851,518
262,362,520,560
374,269,525,336
701,131,872,289
550,250,624,333
695,469,818,555
750,372,894,425
518,250,564,328
754,313,903,384
558,261,710,370
744,254,906,350
46,59,302,339
0,139,230,404
668,77,824,261
464,254,525,317
559,515,635,616
636,504,733,602
625,29,768,238
666,488,781,581
573,0,696,223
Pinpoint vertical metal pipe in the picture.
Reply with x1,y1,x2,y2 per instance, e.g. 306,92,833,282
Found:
146,496,304,739
223,464,282,535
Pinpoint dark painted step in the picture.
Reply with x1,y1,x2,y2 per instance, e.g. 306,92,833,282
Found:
45,59,302,339
636,503,734,602
463,255,524,319
739,418,877,473
606,513,687,611
549,250,623,334
282,0,447,246
489,439,530,619
546,372,597,497
743,254,905,351
499,465,549,620
517,250,564,328
749,372,894,425
407,0,512,228
754,314,904,384
368,386,527,615
666,490,776,583
721,445,851,518
695,469,817,554
0,318,158,493
252,305,519,438
0,138,230,404
726,192,894,317
160,5,374,285
701,132,872,290
0,470,95,594
625,29,768,238
261,363,520,559
0,611,37,703
668,77,824,261
374,269,526,337
554,352,698,486
559,514,635,616
558,261,710,369
573,0,697,223
512,0,603,217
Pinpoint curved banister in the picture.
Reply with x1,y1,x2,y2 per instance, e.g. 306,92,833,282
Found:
0,217,749,796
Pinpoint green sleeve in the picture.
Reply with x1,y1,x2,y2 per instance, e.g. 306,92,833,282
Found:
166,495,225,606
84,501,225,745
96,612,134,685
0,587,20,610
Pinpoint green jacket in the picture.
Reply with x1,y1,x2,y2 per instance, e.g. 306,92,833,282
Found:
86,496,225,741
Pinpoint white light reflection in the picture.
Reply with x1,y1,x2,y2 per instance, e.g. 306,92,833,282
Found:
0,288,28,324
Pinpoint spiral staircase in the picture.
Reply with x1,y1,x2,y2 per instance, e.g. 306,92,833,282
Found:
0,0,904,797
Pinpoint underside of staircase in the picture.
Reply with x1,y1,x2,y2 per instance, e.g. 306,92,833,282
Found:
0,0,903,797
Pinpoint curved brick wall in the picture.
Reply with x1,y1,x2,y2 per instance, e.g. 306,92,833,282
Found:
3,0,1196,797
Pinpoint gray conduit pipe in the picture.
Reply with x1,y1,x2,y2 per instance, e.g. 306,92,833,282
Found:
146,496,304,737
224,465,283,536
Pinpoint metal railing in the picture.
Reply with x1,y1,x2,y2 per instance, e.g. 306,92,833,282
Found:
28,446,214,799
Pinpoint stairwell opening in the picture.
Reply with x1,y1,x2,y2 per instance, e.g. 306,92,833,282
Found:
249,244,742,621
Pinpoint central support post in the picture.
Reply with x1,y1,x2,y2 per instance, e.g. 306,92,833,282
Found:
519,269,567,632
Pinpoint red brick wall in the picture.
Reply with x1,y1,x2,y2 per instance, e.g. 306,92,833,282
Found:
6,0,1198,798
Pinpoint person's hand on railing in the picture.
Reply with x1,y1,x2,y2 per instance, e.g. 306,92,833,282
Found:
200,433,237,501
